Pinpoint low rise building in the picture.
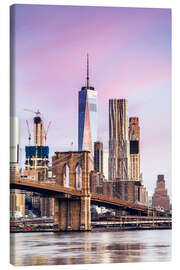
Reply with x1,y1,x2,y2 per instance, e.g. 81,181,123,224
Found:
10,192,25,217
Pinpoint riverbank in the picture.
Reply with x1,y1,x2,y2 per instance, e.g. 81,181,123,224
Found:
10,225,172,233
91,226,172,232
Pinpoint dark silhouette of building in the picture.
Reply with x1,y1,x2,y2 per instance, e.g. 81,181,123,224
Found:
129,117,141,182
152,175,170,210
94,141,103,174
40,197,54,217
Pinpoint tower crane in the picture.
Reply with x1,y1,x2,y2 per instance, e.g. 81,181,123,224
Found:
26,120,31,146
24,108,41,116
44,121,52,146
24,108,51,145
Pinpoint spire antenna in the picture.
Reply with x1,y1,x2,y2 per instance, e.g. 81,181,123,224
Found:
86,53,89,88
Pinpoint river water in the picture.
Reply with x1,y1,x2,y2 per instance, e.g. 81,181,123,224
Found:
10,230,171,266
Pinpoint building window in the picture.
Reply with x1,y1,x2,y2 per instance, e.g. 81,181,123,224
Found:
89,103,97,112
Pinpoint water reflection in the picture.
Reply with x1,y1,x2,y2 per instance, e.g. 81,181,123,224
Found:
10,230,171,266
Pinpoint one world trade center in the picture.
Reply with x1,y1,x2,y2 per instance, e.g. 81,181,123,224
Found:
78,54,97,170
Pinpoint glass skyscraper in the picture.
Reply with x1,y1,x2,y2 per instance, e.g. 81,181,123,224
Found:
78,55,97,169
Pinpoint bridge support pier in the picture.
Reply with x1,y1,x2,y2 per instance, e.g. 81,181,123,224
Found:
54,195,91,231
80,195,91,231
52,151,92,231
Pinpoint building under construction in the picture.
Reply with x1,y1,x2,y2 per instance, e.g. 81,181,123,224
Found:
25,110,50,181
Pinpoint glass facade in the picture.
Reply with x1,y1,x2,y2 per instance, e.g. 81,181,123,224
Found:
25,146,49,159
78,88,97,155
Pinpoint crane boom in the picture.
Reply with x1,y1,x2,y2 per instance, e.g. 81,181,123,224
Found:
26,120,31,146
24,108,41,116
44,121,52,145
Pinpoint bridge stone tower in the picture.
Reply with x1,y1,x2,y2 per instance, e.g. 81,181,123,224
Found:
52,151,91,231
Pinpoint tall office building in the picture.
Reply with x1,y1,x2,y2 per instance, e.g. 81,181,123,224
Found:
108,99,130,180
94,141,103,174
78,55,97,170
129,117,141,182
103,150,109,180
10,118,25,216
10,116,19,164
10,116,21,215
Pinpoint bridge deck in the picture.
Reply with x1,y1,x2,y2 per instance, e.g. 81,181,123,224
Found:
91,193,149,212
10,180,82,197
10,180,168,215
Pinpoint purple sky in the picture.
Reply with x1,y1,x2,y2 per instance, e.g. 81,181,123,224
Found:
12,4,171,197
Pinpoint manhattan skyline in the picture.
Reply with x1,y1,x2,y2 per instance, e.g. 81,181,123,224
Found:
11,4,171,197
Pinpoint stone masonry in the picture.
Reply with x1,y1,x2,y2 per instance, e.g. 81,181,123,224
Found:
152,175,170,210
52,151,91,231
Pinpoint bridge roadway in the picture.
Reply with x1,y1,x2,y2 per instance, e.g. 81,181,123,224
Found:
10,179,162,215
91,193,150,214
10,179,82,197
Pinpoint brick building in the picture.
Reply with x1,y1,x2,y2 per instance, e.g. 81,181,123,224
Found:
90,170,104,193
129,117,141,182
113,180,139,202
90,172,148,205
10,191,25,217
40,197,54,217
152,175,170,210
94,141,103,174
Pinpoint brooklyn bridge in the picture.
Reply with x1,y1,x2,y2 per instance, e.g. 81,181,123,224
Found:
10,151,171,231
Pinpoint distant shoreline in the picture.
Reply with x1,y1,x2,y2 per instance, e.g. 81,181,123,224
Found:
10,226,172,234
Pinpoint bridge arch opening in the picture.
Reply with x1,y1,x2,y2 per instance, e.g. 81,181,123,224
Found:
75,164,82,190
63,164,69,187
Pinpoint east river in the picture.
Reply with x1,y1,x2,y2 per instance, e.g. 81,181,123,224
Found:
10,230,171,266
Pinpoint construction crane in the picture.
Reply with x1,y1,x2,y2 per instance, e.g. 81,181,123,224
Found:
26,120,31,146
24,108,41,116
44,121,52,145
24,108,51,145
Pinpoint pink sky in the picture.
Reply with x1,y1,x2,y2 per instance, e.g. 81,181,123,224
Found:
11,4,171,198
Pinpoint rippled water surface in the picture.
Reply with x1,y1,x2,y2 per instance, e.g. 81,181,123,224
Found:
10,230,171,266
